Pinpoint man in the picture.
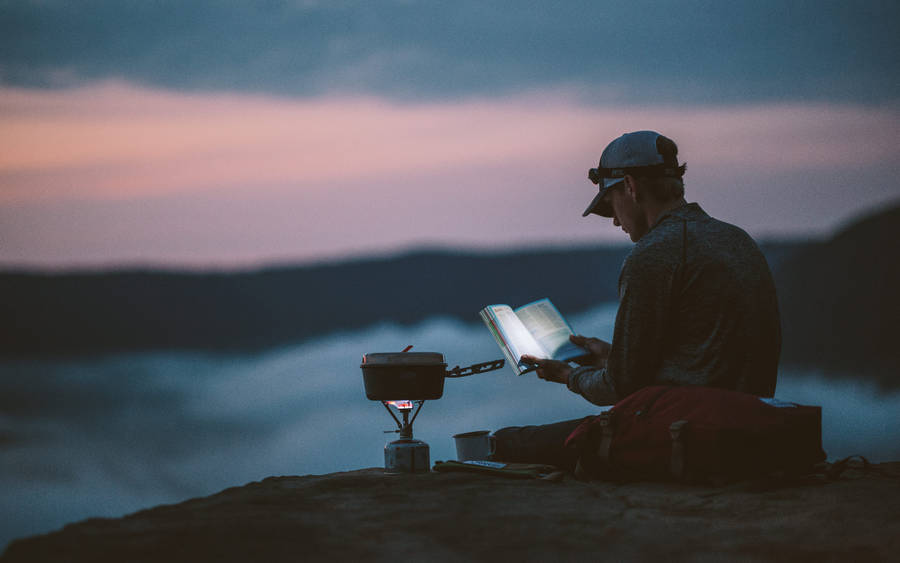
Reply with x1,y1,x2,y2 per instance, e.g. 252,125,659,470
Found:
493,130,781,468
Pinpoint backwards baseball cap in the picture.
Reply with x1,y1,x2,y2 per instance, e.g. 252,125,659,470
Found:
583,130,686,217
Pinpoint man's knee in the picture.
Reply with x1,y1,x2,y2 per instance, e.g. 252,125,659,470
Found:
491,418,589,469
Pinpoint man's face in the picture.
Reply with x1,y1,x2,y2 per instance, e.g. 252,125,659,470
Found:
603,179,649,242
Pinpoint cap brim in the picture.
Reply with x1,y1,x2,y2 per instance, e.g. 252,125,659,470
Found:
582,190,610,217
581,178,622,217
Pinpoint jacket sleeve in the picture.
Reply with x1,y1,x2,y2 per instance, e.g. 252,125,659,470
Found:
566,365,618,406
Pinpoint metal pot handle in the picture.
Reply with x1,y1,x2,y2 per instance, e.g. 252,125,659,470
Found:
445,359,505,378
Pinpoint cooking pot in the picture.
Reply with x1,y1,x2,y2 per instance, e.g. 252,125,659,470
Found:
360,352,504,401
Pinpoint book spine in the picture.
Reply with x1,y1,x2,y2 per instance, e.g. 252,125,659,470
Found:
480,308,522,375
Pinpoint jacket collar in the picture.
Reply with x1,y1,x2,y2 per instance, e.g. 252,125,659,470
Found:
649,202,706,233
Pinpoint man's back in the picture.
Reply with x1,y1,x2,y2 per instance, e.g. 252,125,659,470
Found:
612,202,780,397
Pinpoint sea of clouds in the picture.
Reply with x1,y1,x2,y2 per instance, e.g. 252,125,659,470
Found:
2,302,898,549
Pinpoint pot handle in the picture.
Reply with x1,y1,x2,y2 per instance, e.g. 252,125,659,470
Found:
445,359,505,378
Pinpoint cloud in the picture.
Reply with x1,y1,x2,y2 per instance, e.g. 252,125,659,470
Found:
2,306,899,549
2,82,897,203
1,1,897,104
0,83,590,203
1,82,898,268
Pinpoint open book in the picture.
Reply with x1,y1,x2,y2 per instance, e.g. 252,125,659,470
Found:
480,298,587,375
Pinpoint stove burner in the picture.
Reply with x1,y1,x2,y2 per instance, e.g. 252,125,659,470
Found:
382,399,429,474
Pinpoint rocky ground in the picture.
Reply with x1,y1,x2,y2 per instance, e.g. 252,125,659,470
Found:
3,461,899,562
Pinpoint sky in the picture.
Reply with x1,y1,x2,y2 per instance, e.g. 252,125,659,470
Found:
1,0,899,269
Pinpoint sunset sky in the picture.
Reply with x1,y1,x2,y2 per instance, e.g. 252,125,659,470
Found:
2,1,898,269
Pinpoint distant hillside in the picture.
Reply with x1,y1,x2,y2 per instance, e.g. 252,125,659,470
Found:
775,203,900,385
5,211,896,387
1,246,635,357
1,242,802,358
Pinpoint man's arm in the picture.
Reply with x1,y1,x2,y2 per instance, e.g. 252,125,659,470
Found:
569,334,611,368
521,239,679,405
521,335,619,406
566,365,619,406
517,356,619,407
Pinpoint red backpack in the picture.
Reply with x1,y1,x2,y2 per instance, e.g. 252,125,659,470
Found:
564,385,826,483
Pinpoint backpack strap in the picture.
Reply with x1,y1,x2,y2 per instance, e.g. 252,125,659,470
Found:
571,412,613,481
669,420,689,480
825,455,875,480
597,412,614,463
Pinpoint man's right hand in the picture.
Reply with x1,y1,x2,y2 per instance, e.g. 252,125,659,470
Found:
569,334,611,368
520,355,572,385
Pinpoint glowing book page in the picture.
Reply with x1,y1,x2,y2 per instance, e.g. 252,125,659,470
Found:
489,305,546,362
479,308,521,375
513,299,585,362
480,298,587,375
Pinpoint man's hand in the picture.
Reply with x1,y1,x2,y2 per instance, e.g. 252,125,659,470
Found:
520,355,572,385
569,334,611,368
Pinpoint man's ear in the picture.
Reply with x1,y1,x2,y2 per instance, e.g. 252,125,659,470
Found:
624,175,640,202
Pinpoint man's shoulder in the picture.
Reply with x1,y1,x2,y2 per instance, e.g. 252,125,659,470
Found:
631,208,689,257
627,203,764,270
625,223,683,272
670,203,761,249
697,214,764,255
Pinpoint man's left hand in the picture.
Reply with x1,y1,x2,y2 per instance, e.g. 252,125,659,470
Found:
520,355,572,385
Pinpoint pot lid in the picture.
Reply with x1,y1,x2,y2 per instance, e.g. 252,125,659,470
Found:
361,352,446,366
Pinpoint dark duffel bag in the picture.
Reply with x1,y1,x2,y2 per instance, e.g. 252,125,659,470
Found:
564,385,826,483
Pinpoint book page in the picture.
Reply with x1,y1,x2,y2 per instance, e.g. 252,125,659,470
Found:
514,299,585,361
486,305,545,364
480,309,521,375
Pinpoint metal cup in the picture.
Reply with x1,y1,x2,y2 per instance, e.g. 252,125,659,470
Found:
453,430,496,461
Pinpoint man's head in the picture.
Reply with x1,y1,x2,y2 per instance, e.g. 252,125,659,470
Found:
583,131,686,241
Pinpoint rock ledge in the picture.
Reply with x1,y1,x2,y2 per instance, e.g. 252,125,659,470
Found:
4,463,899,562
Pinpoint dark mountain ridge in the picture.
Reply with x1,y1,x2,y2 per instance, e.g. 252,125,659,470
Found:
2,202,897,386
3,242,806,358
2,246,638,357
775,203,900,385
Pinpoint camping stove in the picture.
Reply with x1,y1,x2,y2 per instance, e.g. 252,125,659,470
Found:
360,349,504,474
382,400,429,474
